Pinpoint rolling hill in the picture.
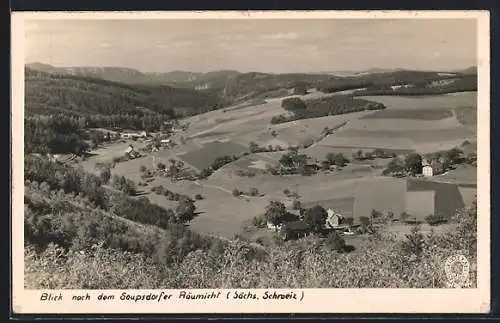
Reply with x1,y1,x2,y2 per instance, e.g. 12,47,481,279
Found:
24,67,227,117
26,62,241,87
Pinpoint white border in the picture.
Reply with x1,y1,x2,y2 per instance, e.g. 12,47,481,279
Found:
11,10,490,314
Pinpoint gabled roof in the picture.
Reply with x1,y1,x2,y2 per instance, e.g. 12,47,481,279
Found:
282,220,310,231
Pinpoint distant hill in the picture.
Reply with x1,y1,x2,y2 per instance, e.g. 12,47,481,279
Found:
316,69,477,94
221,72,332,101
457,66,477,75
26,62,241,87
24,67,226,117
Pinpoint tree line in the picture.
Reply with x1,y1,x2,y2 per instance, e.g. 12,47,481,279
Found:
25,67,224,118
272,96,386,124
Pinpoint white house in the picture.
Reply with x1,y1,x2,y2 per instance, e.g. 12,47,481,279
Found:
325,209,343,228
120,131,148,139
266,221,283,231
125,144,134,155
422,165,434,177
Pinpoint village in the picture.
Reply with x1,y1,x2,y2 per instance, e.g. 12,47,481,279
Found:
70,120,475,247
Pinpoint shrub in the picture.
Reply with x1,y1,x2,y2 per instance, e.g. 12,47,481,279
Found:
325,231,346,253
304,205,327,232
194,194,203,200
283,188,290,196
112,156,124,164
252,215,267,228
400,224,426,258
292,199,301,210
399,211,412,222
232,189,241,197
425,213,448,226
198,168,213,180
175,197,197,223
139,165,147,172
249,187,260,197
235,169,256,177
99,167,111,184
344,217,354,226
154,185,165,195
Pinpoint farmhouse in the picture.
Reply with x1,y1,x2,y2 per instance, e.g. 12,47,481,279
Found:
281,221,312,240
422,165,434,177
124,144,140,158
121,131,148,139
266,222,282,231
160,139,172,147
422,159,445,177
325,209,344,228
303,157,320,171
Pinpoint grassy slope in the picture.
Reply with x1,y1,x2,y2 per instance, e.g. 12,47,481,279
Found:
24,176,477,289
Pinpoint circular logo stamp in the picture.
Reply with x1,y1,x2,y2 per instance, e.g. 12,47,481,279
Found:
444,254,470,288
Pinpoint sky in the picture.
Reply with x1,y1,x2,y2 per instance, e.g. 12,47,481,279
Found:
24,18,477,73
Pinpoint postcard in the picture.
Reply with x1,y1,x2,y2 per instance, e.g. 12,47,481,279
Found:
11,10,490,314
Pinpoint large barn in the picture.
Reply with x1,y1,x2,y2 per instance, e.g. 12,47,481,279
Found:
352,177,465,221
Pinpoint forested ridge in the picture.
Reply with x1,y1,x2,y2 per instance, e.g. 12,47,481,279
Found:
25,67,226,117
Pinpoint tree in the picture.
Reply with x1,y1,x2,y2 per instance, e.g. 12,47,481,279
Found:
198,168,213,179
175,196,196,223
264,201,287,229
279,153,295,168
168,159,179,182
385,156,405,175
352,149,363,161
386,211,395,223
359,216,371,228
399,211,411,222
99,167,111,184
371,209,382,221
325,231,346,252
292,199,301,210
249,187,260,196
404,153,423,175
281,97,307,111
325,153,336,165
333,153,348,167
321,160,331,171
90,132,102,149
374,148,386,158
344,217,354,226
445,147,463,165
400,224,426,258
249,142,260,153
304,205,327,232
